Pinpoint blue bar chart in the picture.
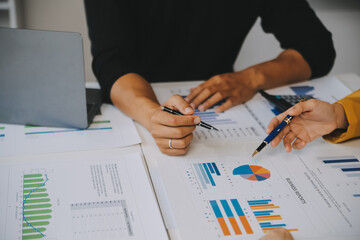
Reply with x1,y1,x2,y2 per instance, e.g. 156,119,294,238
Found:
209,200,231,236
319,155,360,178
209,199,253,236
248,199,298,233
290,86,314,96
320,155,360,198
230,199,253,234
193,109,237,125
193,162,221,189
179,96,236,126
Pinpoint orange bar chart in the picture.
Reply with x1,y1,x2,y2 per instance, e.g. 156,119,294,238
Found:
230,199,254,234
210,200,231,236
250,204,280,210
248,199,298,233
256,215,282,221
228,217,242,235
220,200,242,235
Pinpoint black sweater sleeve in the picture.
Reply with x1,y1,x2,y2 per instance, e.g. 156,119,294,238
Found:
84,0,143,103
258,0,336,79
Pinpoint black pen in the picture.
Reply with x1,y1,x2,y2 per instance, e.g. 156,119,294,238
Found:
161,106,219,131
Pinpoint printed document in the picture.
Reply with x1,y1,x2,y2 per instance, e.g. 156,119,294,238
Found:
0,151,168,240
0,104,141,156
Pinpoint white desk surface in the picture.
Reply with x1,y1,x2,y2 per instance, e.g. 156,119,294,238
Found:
1,74,359,240
136,73,360,149
136,74,360,239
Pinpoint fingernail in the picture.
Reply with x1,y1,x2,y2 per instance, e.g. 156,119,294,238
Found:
198,105,204,111
190,103,196,109
184,97,189,102
194,117,200,124
185,107,192,114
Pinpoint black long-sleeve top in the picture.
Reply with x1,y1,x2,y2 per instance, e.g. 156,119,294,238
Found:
84,0,335,103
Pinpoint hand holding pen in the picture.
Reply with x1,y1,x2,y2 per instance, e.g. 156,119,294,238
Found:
262,99,348,154
252,99,307,156
149,95,202,156
161,106,219,131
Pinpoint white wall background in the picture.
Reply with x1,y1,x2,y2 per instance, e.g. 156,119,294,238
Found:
235,0,360,78
21,0,95,82
20,0,360,82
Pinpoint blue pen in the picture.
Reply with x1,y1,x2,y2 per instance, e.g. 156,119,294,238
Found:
252,115,294,157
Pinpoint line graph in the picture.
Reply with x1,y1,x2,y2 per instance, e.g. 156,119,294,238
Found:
22,173,51,239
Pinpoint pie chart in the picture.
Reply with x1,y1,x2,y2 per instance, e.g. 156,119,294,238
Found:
233,165,271,181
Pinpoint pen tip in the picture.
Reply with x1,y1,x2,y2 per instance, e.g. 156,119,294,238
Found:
252,151,258,157
213,127,220,131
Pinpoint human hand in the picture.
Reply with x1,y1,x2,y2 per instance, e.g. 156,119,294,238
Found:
184,69,263,113
266,99,348,152
149,95,201,156
259,228,294,240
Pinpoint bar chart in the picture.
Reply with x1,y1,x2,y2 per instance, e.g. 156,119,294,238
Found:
180,95,236,126
24,120,113,136
193,109,237,126
230,199,254,234
179,95,263,140
290,86,314,96
248,199,298,233
319,155,360,198
209,199,253,236
319,155,360,178
193,162,221,189
22,173,52,239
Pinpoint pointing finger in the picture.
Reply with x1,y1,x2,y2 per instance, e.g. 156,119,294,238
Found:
198,91,228,111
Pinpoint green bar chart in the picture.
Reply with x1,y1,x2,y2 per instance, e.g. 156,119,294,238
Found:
22,173,52,239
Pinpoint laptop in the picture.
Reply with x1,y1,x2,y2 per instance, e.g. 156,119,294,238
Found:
0,27,102,128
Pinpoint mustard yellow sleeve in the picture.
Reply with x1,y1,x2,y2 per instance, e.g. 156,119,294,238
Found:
323,89,360,143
